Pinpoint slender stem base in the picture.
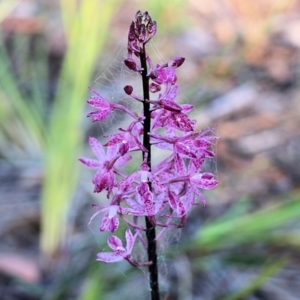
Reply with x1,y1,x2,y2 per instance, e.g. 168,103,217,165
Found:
145,217,159,300
140,45,160,300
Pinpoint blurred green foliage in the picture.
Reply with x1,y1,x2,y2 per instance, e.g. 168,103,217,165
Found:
41,0,117,257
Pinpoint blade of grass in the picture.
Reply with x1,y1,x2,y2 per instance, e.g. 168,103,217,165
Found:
223,258,287,300
77,265,105,300
189,191,300,251
0,39,46,152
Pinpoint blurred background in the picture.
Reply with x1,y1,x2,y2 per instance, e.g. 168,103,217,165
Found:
0,0,300,299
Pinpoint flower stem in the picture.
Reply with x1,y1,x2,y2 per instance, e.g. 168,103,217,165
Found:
140,44,160,300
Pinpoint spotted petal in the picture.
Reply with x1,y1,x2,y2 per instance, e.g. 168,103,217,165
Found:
107,235,123,250
125,229,136,254
100,210,119,232
78,157,102,168
169,113,194,132
96,252,124,263
115,154,132,167
174,153,186,175
191,173,218,189
88,137,106,162
104,133,124,146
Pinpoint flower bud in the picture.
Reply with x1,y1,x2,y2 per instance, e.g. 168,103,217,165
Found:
147,20,157,36
124,58,142,72
168,57,185,68
128,22,136,41
124,85,133,95
138,24,146,42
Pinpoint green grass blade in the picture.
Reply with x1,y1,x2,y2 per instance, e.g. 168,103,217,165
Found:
223,258,286,300
41,0,119,256
189,191,300,251
0,34,46,153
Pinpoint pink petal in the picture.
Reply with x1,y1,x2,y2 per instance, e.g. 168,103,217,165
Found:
154,171,172,184
107,236,123,250
118,206,145,216
115,154,132,167
88,207,108,225
92,169,103,185
191,173,218,189
165,68,177,84
155,142,173,151
160,100,182,112
152,110,170,129
190,155,205,171
87,109,112,122
194,139,211,148
184,189,194,212
143,192,155,216
125,198,144,212
202,149,215,158
78,157,102,168
176,201,186,216
150,174,166,192
175,142,197,159
165,85,178,101
168,57,185,68
88,88,109,102
149,132,173,142
153,68,167,84
192,187,207,206
100,212,119,232
119,141,129,155
169,113,194,132
125,229,136,254
93,170,114,195
87,98,110,109
137,182,149,195
181,104,194,113
154,192,166,214
116,172,138,191
104,133,124,146
88,137,106,162
152,156,173,174
107,144,118,160
168,190,178,211
133,135,148,152
96,252,124,263
174,153,186,175
202,173,215,179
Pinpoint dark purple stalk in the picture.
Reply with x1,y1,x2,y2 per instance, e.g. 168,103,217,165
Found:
140,44,160,300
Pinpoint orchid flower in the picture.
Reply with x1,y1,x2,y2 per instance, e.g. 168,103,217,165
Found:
79,137,131,196
97,229,151,267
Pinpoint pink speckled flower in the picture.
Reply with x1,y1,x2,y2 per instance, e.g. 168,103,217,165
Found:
97,229,151,266
79,137,131,196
